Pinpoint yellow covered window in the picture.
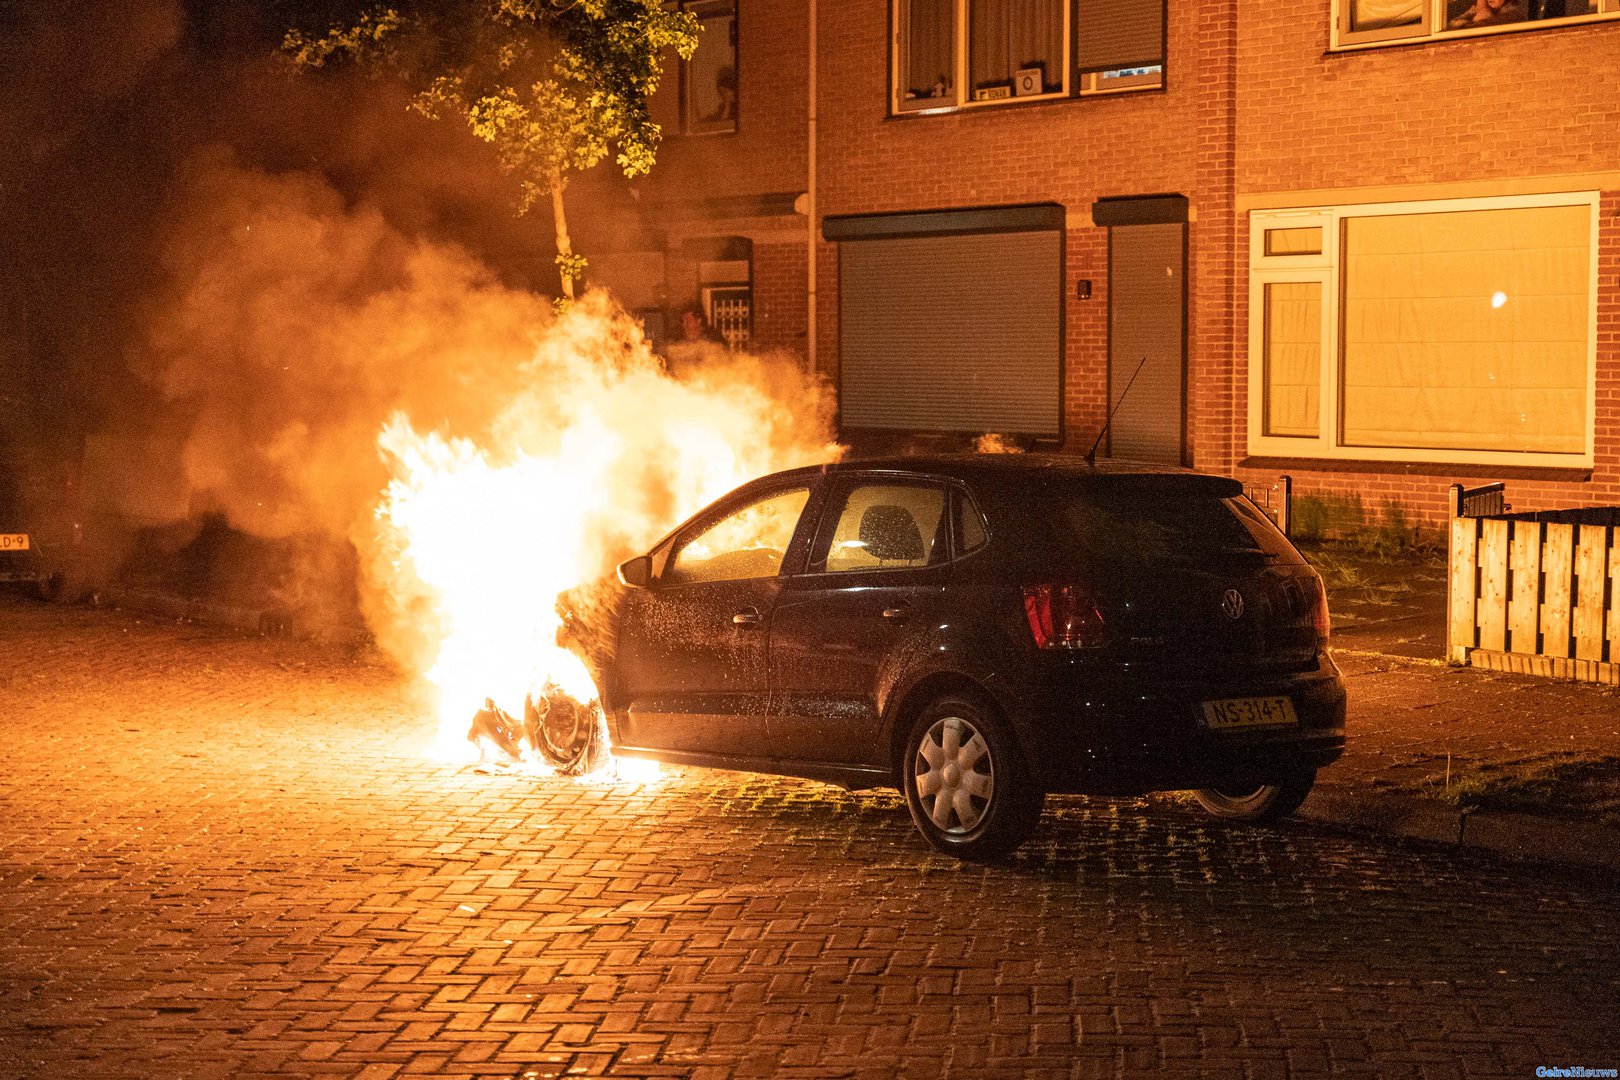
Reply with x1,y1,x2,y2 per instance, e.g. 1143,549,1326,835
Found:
1340,205,1589,455
1248,195,1595,467
1262,282,1322,438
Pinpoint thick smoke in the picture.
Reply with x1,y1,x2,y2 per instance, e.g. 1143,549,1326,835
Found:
133,152,557,540
2,0,840,664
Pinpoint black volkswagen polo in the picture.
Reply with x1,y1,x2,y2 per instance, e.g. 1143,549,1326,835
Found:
563,455,1345,859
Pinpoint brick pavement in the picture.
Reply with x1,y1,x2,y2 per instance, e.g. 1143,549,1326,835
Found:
2,594,1618,1079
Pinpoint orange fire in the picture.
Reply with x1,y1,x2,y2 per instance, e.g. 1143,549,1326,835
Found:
365,294,839,765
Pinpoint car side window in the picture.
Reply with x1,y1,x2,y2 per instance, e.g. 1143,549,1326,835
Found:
810,482,949,574
663,486,811,585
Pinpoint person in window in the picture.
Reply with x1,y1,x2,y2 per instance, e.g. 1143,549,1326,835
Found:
703,65,737,124
1448,0,1526,26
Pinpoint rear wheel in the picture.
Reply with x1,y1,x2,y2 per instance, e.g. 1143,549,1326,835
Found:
1192,769,1316,823
901,694,1043,860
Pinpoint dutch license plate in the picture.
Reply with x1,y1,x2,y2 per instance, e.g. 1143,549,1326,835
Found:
1201,696,1297,730
0,534,30,552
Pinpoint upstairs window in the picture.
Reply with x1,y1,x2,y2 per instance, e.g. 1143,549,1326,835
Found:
893,0,1165,114
682,0,737,135
1334,0,1619,48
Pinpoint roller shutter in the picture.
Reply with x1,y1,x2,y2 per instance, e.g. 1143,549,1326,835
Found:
834,214,1062,437
1076,0,1165,73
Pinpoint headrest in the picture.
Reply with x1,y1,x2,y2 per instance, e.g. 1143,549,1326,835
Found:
858,504,924,562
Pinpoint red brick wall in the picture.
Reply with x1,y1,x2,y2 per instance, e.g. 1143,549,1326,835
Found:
748,239,807,354
1189,0,1240,475
1063,227,1108,451
1237,15,1620,193
645,0,808,200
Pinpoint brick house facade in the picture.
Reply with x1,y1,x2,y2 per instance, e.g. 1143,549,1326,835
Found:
615,1,1620,528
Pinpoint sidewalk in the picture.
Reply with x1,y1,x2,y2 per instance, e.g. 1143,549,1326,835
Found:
1295,542,1620,871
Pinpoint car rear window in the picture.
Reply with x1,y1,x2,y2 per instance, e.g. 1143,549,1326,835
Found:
1043,478,1303,568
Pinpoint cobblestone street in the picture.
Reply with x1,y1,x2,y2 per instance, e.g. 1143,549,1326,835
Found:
1,595,1617,1079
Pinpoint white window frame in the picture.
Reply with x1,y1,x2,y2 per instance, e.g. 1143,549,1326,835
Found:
1247,192,1599,469
1332,0,1620,50
891,0,1164,115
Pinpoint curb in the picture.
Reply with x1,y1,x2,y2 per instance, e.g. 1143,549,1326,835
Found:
1300,786,1620,874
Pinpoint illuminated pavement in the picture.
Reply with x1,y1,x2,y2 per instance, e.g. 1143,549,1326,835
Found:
1,596,1617,1079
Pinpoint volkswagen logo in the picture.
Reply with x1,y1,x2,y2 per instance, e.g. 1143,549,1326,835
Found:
1220,589,1245,620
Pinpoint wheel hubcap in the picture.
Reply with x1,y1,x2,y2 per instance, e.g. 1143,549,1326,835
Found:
914,715,994,834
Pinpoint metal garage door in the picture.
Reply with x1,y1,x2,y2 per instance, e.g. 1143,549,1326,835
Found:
828,206,1063,438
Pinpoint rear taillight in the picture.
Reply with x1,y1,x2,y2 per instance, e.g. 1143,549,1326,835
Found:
1312,578,1332,640
1022,583,1107,650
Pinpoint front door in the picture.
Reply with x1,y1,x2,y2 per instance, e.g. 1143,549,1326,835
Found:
1107,220,1187,464
770,478,952,768
614,484,812,758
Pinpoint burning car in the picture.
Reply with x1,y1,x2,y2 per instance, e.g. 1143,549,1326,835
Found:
555,455,1346,860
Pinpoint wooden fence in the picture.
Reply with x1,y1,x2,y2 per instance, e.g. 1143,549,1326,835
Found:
1447,484,1620,684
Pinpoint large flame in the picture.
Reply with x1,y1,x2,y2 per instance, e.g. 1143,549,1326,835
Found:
366,293,840,761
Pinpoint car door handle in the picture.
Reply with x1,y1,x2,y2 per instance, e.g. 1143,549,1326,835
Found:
733,607,763,625
882,604,911,621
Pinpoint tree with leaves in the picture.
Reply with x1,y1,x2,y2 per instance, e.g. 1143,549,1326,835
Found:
285,1,699,301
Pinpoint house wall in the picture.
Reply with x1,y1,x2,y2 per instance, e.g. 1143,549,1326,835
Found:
615,0,811,357
813,1,1231,456
1233,9,1620,526
649,0,808,198
633,3,1620,529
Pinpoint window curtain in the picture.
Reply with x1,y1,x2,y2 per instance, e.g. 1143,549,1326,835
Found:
1350,0,1424,30
1341,205,1589,454
901,0,955,100
969,0,1063,92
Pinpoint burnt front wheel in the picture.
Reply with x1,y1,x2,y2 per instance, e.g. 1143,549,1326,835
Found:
901,694,1043,860
1192,769,1316,823
526,692,610,776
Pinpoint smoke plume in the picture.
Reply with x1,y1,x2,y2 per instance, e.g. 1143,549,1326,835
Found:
2,0,841,683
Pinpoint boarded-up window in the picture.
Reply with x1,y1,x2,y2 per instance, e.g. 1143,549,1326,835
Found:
1341,205,1590,454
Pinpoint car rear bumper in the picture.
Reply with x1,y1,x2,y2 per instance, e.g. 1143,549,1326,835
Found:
1008,653,1347,796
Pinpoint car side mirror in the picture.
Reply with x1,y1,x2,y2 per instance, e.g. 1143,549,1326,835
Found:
617,554,653,589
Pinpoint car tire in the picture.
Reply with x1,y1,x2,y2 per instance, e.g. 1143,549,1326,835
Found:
527,691,611,776
1192,769,1316,823
901,693,1043,860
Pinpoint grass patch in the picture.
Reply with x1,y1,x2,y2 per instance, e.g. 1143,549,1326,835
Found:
1296,538,1445,623
1429,753,1620,827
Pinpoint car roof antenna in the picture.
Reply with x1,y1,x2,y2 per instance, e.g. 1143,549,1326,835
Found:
1085,355,1149,467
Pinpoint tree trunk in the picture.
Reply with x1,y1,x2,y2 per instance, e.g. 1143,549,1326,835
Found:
551,177,575,301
